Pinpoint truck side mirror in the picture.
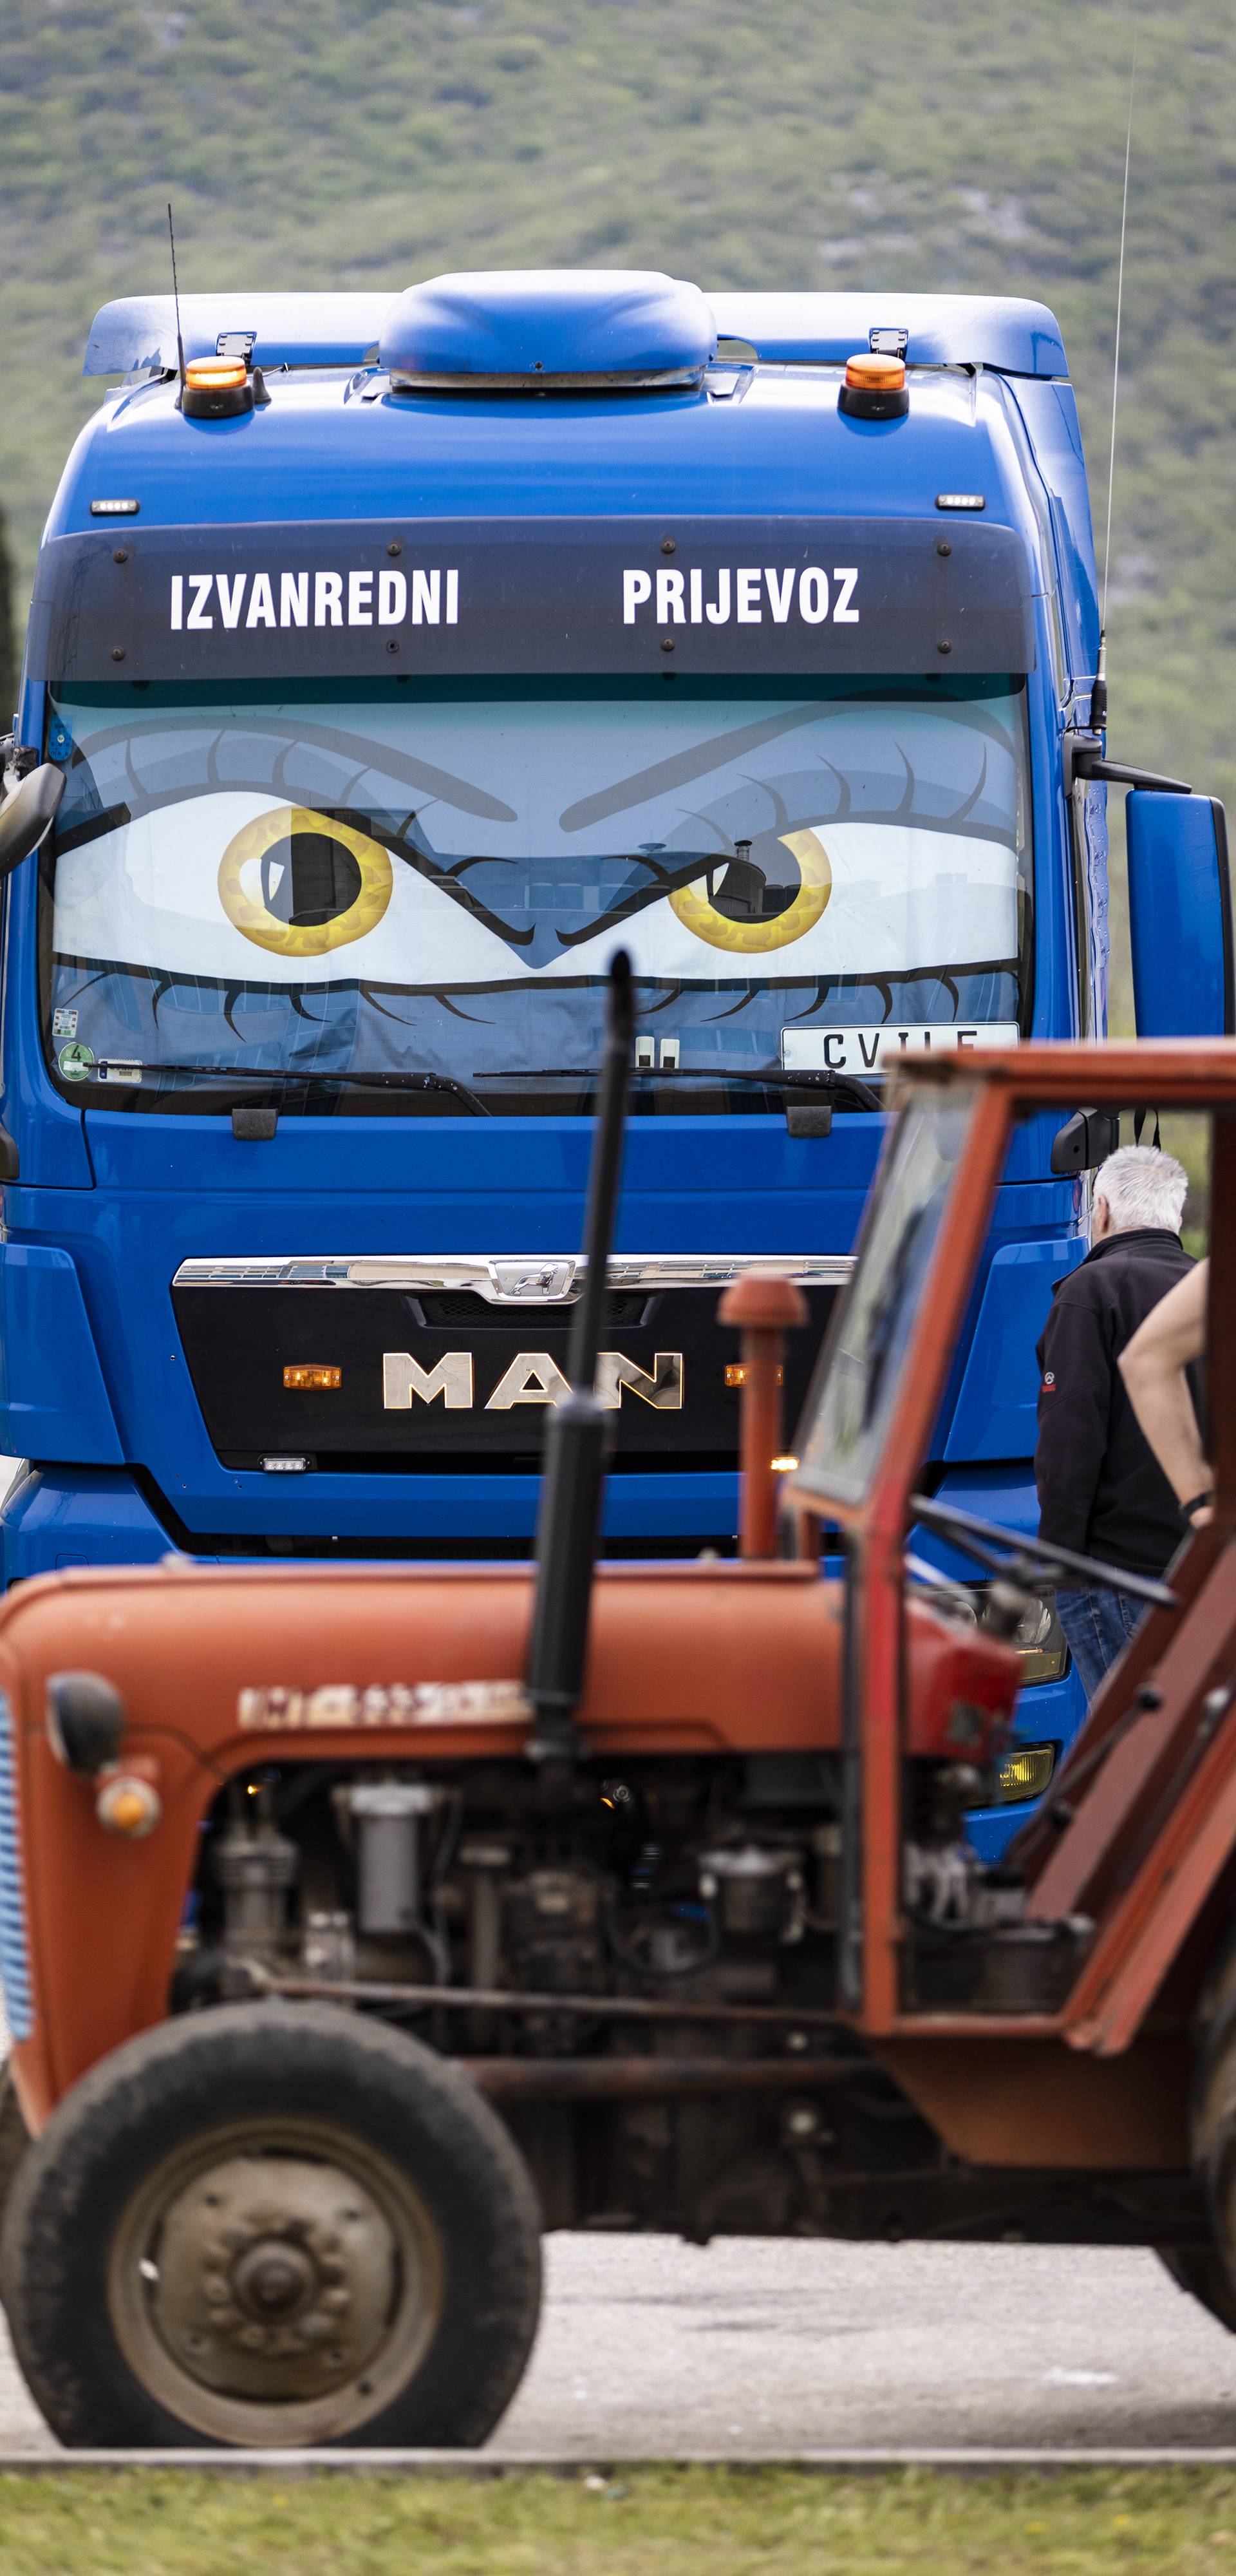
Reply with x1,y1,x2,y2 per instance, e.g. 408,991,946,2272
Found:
0,762,65,880
1127,791,1234,1038
1050,1108,1121,1175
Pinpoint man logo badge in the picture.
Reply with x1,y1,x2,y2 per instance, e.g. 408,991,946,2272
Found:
491,1259,576,1302
382,1350,684,1411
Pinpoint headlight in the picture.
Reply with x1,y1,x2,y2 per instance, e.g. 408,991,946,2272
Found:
991,1741,1057,1804
907,1566,1069,1686
1011,1591,1069,1686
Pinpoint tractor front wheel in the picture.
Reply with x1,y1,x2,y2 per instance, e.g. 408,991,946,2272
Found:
1157,2244,1236,2333
0,2061,30,2250
0,2002,541,2448
1158,1998,1236,2336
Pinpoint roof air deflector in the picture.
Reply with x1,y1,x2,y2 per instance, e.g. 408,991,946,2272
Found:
380,269,717,393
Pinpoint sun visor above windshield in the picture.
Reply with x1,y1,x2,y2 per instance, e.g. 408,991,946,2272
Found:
28,517,1036,686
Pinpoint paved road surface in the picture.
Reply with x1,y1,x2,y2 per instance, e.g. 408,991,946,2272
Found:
1,2236,1235,2455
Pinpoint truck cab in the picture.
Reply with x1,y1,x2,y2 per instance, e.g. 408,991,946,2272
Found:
1,269,1226,1854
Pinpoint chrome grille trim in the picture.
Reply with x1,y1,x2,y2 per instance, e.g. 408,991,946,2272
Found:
173,1253,856,1304
0,1691,33,2042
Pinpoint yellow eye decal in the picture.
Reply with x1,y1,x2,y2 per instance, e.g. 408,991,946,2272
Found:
668,829,832,954
218,806,394,958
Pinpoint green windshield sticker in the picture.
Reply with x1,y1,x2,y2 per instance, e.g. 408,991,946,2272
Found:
58,1041,95,1081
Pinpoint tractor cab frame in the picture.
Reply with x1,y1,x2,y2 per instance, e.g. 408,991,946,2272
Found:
769,1040,1236,2206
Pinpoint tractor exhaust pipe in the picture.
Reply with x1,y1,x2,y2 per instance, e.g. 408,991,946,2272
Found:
525,951,633,1768
718,1270,809,1557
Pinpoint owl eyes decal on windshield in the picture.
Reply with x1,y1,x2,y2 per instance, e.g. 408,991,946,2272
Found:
46,697,1025,1016
55,790,840,987
217,806,395,959
669,829,832,955
50,793,536,989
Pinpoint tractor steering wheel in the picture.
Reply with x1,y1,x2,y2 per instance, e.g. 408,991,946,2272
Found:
908,1493,1177,1612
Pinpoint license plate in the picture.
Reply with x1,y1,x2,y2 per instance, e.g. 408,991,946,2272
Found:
782,1022,1020,1077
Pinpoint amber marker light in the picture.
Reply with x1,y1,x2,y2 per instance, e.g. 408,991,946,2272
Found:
283,1363,342,1391
845,352,906,393
96,1775,162,1838
771,1454,800,1473
839,352,910,421
185,357,248,393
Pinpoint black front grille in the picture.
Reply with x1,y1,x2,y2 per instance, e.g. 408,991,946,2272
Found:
171,1280,839,1470
416,1289,652,1330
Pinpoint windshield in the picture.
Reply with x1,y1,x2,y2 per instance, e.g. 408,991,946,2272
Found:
41,679,1030,1114
792,1094,974,1504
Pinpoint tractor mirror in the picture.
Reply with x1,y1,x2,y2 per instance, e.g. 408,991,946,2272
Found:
46,1670,126,1775
1127,791,1234,1037
1050,1108,1120,1175
0,762,65,880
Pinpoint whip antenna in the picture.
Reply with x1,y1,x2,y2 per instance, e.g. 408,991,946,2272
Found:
167,200,187,401
1092,32,1138,731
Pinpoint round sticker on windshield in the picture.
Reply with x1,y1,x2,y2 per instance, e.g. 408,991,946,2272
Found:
58,1041,95,1081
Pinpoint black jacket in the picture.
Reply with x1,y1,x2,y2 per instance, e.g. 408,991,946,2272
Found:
1035,1227,1197,1577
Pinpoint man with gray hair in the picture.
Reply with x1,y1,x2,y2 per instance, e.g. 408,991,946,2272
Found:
1035,1143,1197,1699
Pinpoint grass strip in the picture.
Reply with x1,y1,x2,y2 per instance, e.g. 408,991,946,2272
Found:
4,2465,1236,2575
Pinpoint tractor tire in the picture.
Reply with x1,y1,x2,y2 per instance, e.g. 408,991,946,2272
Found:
0,2002,541,2449
1157,2245,1236,2333
0,2060,30,2244
1157,1994,1236,2336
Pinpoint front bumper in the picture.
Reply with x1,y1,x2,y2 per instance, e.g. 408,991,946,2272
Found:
0,1461,747,1575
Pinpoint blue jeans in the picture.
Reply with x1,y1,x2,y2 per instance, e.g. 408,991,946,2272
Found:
1055,1585,1144,1705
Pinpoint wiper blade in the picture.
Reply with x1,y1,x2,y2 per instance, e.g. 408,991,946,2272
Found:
712,1067,883,1112
95,1065,492,1117
487,1065,883,1112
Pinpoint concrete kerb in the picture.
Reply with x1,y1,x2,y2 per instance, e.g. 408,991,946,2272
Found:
5,2448,1236,2475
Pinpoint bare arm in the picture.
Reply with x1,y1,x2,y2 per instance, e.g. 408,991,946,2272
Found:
1118,1261,1210,1513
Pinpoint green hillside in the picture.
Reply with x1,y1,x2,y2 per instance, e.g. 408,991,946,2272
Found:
2,0,1233,1023
0,509,15,722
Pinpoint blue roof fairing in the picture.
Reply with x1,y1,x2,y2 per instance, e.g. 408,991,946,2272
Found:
709,292,1068,378
84,292,398,377
83,283,1070,386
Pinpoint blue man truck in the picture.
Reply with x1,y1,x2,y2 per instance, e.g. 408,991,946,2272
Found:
1,269,1230,1857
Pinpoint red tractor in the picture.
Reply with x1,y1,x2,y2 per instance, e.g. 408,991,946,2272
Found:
0,963,1231,2448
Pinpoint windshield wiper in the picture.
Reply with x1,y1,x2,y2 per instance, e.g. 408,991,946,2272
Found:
712,1067,883,1112
92,1064,492,1116
488,1065,883,1113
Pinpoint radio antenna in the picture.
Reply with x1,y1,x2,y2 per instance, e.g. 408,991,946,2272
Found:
1092,30,1139,732
167,200,187,402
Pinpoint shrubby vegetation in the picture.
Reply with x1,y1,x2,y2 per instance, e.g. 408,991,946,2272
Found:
0,510,14,726
1,0,1232,1018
